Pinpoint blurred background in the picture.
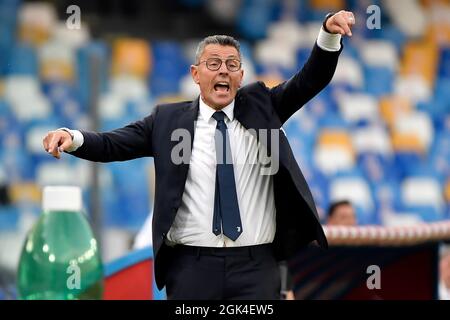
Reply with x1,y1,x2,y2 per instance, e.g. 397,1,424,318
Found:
0,0,449,299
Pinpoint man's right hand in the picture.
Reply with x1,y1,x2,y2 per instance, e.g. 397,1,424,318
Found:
43,130,73,159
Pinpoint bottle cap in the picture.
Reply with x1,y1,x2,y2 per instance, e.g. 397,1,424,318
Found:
43,186,82,212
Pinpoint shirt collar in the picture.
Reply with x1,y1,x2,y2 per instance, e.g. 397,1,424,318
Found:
199,96,235,123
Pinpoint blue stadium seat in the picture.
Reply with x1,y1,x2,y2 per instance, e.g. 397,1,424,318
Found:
0,205,19,231
364,66,393,97
237,0,276,40
76,42,109,107
438,47,450,79
402,163,445,186
357,152,398,184
429,131,450,178
106,160,151,231
398,205,444,223
317,113,348,129
6,44,38,76
150,42,187,98
416,96,448,130
0,0,18,76
393,152,425,180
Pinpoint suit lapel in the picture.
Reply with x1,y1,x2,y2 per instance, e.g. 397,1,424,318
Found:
175,98,199,185
176,97,199,150
234,91,276,161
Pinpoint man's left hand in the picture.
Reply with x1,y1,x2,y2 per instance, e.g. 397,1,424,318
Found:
326,10,356,37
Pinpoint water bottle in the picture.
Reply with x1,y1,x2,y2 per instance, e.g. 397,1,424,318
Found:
17,186,103,299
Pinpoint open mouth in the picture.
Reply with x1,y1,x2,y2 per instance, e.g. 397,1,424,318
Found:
214,82,230,93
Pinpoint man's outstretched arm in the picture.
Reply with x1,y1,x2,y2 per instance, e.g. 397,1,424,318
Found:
270,10,355,123
43,107,157,162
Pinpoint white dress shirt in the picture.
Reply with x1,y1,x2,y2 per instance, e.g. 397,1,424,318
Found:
65,27,341,248
166,98,277,247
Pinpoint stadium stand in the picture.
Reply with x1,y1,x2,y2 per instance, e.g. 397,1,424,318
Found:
0,0,449,299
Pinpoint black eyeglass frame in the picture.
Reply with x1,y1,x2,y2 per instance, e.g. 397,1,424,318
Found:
196,58,242,72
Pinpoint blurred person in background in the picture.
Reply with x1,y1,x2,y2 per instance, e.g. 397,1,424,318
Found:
439,245,450,300
326,200,357,226
42,10,355,300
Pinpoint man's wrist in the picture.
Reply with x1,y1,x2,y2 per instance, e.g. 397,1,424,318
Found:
317,27,341,52
56,128,84,152
323,12,336,34
58,127,74,141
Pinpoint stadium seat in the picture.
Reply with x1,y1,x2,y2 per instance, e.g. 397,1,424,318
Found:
329,172,376,224
0,206,19,231
314,129,355,175
425,11,450,46
394,74,432,103
352,125,392,157
39,40,76,82
6,44,38,76
266,20,307,50
4,75,52,121
310,0,344,11
331,55,364,89
400,41,438,88
51,21,90,49
150,41,187,98
254,38,297,71
360,40,399,70
25,124,60,155
364,66,394,97
392,111,434,151
35,161,79,187
401,176,445,215
445,180,450,204
18,2,56,45
110,75,149,102
237,0,275,40
384,0,427,38
112,38,152,80
76,41,110,106
379,95,413,128
336,93,379,123
430,131,450,178
391,131,426,155
8,182,41,206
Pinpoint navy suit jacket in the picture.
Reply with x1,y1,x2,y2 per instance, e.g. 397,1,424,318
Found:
70,43,342,290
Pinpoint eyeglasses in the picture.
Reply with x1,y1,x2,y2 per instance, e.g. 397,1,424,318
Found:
197,58,242,72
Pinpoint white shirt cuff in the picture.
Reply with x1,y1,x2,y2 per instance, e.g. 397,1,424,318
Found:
58,129,84,152
317,27,342,52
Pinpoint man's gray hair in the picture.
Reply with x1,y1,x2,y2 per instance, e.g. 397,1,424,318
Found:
195,35,241,64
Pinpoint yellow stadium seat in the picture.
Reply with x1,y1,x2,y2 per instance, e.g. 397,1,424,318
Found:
157,94,192,104
9,182,41,205
18,3,56,46
379,95,413,127
111,38,152,79
319,130,351,146
41,60,75,82
310,0,344,11
426,22,450,46
420,0,450,7
318,129,354,156
315,129,355,173
445,180,450,202
256,75,284,89
400,42,438,86
391,132,425,154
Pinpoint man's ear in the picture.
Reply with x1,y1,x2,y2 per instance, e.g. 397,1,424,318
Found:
191,65,200,84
